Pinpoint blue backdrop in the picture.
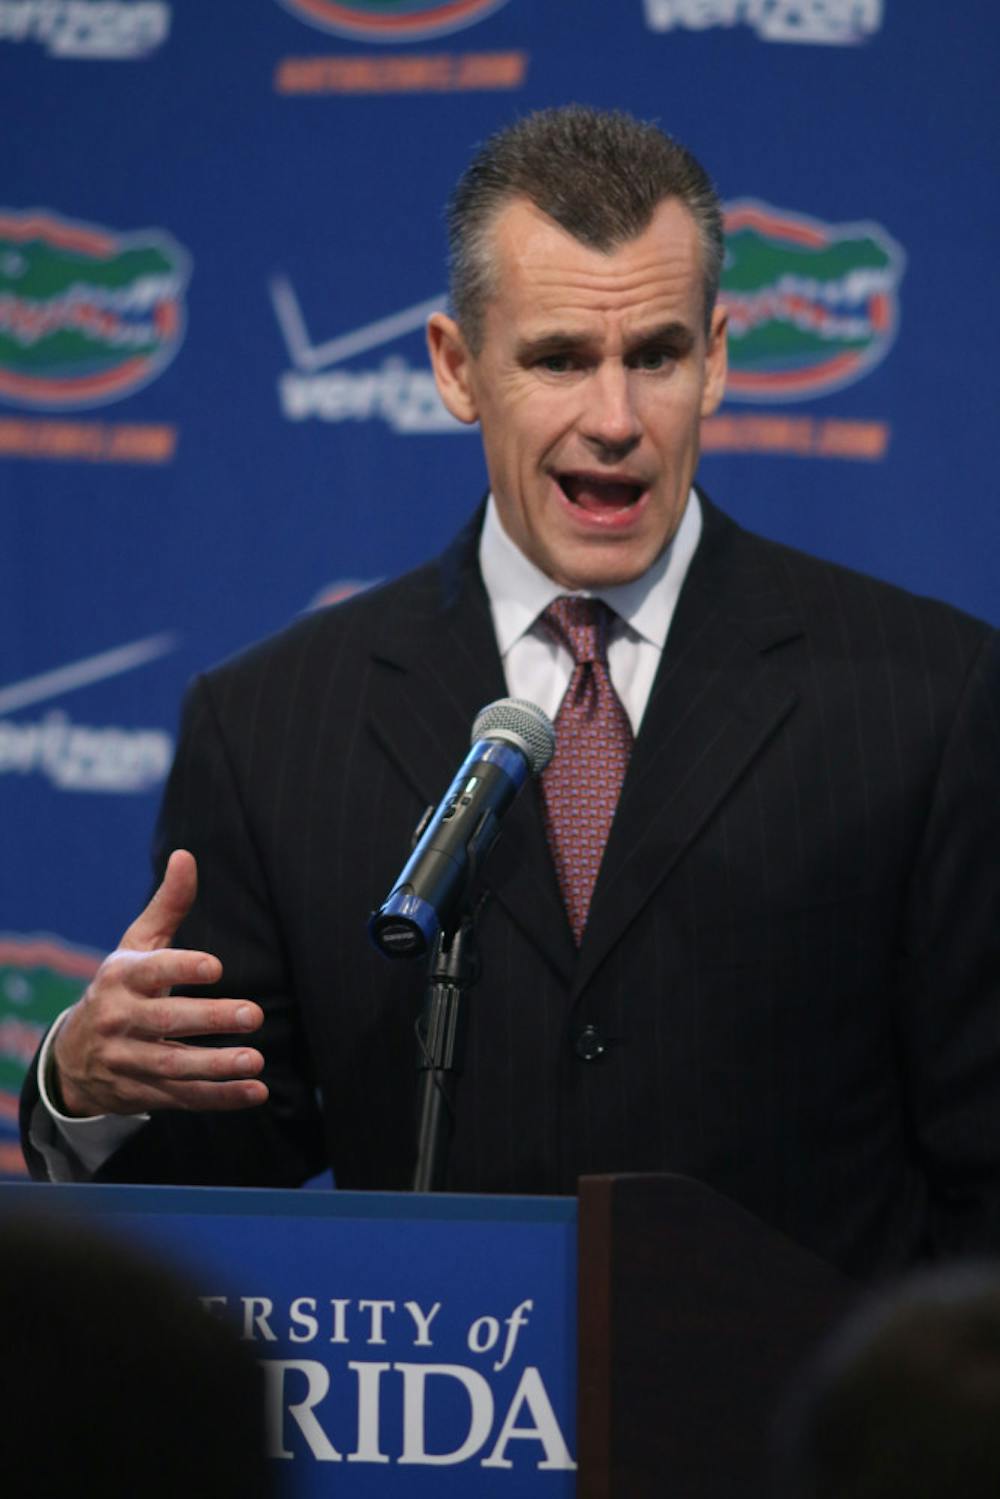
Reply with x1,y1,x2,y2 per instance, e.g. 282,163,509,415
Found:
2,0,998,1172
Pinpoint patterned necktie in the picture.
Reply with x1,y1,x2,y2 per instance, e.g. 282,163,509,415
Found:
540,596,634,946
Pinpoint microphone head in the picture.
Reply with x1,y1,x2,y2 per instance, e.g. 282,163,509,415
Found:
471,698,555,775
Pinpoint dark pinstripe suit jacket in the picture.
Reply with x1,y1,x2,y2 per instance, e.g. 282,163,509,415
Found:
22,495,1000,1278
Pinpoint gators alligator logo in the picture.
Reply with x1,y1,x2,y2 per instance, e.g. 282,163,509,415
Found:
721,200,905,402
0,934,100,1174
276,0,511,43
0,208,191,410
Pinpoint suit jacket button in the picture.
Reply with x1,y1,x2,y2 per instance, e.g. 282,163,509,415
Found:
575,1024,606,1062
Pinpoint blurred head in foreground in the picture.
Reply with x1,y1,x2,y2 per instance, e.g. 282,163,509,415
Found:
778,1262,1000,1499
0,1211,272,1499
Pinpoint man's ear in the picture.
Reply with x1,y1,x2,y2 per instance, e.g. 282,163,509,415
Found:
700,303,728,419
427,312,479,425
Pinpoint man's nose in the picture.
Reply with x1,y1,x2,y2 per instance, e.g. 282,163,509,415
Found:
579,362,641,455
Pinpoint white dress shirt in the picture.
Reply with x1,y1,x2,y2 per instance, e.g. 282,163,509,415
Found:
32,489,703,1178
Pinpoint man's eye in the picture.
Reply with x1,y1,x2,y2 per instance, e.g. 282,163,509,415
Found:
539,354,574,373
633,348,674,371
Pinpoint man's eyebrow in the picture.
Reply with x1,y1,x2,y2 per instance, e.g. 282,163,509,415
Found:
625,320,696,355
515,330,594,360
515,320,696,360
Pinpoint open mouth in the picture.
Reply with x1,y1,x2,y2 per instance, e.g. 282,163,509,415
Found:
557,475,646,515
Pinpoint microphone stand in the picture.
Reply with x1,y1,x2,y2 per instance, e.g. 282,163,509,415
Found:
411,910,480,1193
371,701,555,1190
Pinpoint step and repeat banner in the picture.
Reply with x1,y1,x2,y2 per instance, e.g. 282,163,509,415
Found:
2,2,997,1173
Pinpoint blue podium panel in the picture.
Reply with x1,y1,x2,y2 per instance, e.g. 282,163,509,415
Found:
0,1184,578,1497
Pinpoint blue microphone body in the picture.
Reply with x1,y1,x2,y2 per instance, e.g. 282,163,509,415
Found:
369,698,555,961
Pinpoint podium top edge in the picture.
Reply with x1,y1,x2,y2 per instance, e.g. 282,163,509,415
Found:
0,1181,579,1225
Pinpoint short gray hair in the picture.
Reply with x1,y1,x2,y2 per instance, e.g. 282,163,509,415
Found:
446,105,724,351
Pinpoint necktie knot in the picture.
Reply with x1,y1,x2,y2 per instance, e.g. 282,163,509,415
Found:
541,595,610,667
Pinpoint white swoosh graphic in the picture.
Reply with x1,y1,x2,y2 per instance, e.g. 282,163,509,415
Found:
270,277,446,372
0,633,178,715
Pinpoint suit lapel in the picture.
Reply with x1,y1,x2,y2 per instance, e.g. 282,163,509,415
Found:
574,498,804,999
366,512,575,984
366,517,502,808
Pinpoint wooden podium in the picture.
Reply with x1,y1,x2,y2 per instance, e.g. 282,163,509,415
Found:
577,1174,855,1497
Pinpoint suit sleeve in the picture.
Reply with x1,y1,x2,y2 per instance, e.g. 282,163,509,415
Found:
895,629,1000,1255
82,672,326,1187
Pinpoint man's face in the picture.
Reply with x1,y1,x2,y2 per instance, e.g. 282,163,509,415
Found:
428,196,727,590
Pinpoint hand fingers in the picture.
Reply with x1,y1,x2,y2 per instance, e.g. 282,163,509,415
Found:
104,947,225,999
115,1039,265,1087
100,1073,269,1115
141,1078,270,1112
67,1038,268,1115
94,957,262,1036
59,851,273,1119
121,848,198,953
124,996,264,1040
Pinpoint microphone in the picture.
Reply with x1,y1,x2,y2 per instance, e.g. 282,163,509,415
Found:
369,698,555,960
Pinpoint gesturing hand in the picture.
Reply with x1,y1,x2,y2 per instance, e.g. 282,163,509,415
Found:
52,850,267,1118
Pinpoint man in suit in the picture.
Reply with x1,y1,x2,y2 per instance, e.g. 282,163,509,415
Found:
22,108,1000,1280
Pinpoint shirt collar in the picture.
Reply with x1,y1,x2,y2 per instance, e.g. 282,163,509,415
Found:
479,489,703,657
